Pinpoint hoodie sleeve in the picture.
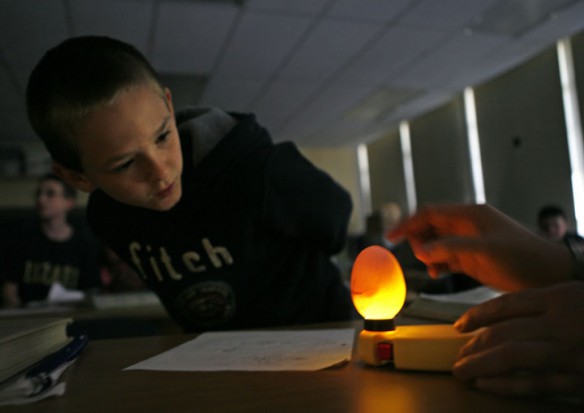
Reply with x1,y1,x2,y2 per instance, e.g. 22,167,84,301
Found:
263,142,353,253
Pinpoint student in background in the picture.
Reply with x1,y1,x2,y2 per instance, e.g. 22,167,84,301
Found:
2,173,102,307
360,203,403,248
25,36,354,331
537,204,584,253
389,204,584,399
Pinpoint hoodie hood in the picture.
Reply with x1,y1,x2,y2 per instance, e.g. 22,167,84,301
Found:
176,107,238,167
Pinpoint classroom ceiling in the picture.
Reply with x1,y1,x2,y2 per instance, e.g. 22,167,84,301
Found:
2,0,584,164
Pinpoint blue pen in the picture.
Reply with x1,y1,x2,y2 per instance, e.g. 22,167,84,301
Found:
24,334,89,396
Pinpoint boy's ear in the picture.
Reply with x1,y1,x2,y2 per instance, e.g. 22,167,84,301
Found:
164,87,174,115
52,162,96,193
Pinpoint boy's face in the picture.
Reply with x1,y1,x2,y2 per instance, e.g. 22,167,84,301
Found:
539,215,569,242
57,84,183,211
35,179,74,220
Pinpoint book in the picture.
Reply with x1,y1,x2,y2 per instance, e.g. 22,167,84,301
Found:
0,318,71,383
402,286,503,322
403,298,474,322
90,291,161,310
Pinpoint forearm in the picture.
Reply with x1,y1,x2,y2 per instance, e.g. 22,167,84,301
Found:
517,236,574,289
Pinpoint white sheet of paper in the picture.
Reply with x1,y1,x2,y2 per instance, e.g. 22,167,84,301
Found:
124,328,355,372
47,282,85,303
420,286,502,304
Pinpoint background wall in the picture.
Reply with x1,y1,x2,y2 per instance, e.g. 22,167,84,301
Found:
0,177,89,208
367,129,407,216
0,178,38,207
474,47,573,229
300,146,363,235
364,37,583,235
409,96,475,207
572,31,584,134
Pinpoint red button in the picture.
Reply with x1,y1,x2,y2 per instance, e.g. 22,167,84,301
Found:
377,342,393,361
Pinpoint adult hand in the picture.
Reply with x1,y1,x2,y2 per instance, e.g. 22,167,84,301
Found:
387,204,572,292
453,282,584,399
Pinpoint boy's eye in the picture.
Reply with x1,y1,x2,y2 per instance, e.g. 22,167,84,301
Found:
114,159,133,172
156,131,170,144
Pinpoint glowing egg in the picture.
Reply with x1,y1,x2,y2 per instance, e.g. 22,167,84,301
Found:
351,246,407,322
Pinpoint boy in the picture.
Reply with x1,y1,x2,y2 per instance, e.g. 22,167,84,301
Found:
537,204,584,243
26,36,354,331
2,173,101,307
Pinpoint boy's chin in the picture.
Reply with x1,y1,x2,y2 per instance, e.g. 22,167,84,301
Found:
150,183,182,211
150,196,181,211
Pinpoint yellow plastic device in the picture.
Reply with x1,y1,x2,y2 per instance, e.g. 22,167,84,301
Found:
351,246,477,371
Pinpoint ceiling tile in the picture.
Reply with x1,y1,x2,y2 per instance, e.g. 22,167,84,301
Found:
69,0,154,54
252,79,321,130
215,11,313,77
345,87,422,123
277,18,383,81
392,31,508,90
327,0,413,22
0,0,69,88
337,26,449,86
160,74,208,109
461,38,549,89
153,1,239,73
200,76,265,112
400,0,498,30
522,0,584,41
246,0,330,15
282,82,375,142
470,0,578,37
381,89,454,127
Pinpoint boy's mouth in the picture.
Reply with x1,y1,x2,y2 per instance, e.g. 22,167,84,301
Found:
156,182,175,199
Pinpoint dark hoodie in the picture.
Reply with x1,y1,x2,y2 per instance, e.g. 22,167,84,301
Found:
87,108,354,332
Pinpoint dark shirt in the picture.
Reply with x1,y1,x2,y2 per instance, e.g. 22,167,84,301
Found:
87,112,354,332
4,221,101,303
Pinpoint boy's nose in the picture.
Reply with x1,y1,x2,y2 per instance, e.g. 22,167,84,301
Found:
148,157,170,183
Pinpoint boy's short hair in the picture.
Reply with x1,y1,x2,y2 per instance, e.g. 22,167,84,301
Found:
26,36,165,172
538,204,567,222
39,172,77,200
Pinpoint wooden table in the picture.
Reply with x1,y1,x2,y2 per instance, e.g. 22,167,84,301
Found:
4,322,581,413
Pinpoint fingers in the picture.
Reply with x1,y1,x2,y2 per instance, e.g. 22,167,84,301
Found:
425,263,452,278
414,238,474,270
387,204,491,243
386,205,454,243
386,224,406,244
387,205,499,282
454,341,574,380
457,317,548,359
455,290,543,332
454,327,584,399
